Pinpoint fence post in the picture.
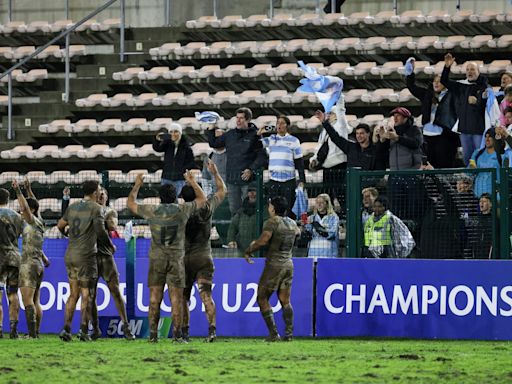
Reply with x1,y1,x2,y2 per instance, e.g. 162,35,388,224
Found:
7,73,13,140
255,169,265,257
499,168,510,259
120,0,126,63
8,0,12,22
345,168,361,258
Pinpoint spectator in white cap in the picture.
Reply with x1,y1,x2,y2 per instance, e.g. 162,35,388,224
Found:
153,122,198,196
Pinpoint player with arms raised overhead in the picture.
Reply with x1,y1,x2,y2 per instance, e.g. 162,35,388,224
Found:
57,180,112,342
128,171,206,343
0,187,22,338
12,178,50,338
244,196,300,342
180,161,226,342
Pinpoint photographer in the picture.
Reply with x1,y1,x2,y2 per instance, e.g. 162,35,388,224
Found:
258,116,305,218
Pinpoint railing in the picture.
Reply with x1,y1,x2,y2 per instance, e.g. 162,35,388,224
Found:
1,0,126,140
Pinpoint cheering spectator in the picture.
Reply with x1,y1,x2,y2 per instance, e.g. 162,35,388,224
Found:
304,193,339,258
362,187,379,225
468,193,494,259
313,93,387,171
363,196,415,258
405,59,459,168
153,123,197,196
207,107,267,216
469,128,502,198
499,86,512,127
441,53,487,166
258,116,305,217
497,72,512,104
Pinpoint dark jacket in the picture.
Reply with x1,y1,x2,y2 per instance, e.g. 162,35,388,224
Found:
440,65,487,135
207,123,267,185
152,136,197,181
406,72,458,131
382,119,423,170
322,121,388,170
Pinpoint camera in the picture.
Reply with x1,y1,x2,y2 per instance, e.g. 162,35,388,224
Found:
264,125,276,132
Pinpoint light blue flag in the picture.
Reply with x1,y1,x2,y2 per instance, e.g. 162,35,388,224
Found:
195,111,221,123
480,87,502,148
297,61,343,113
124,220,133,242
404,57,415,76
292,186,308,218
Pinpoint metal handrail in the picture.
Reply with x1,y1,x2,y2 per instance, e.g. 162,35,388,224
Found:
2,0,125,140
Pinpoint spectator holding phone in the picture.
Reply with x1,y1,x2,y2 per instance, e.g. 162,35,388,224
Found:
153,123,197,196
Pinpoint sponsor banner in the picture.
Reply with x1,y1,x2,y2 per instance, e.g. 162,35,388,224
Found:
2,239,313,337
316,259,512,340
98,317,172,339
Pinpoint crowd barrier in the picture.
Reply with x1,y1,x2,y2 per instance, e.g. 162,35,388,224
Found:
3,239,512,340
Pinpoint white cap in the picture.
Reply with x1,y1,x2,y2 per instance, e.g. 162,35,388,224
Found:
168,123,182,134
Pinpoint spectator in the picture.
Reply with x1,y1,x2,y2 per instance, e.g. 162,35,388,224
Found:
309,100,349,215
441,53,487,166
502,106,512,129
406,60,459,168
313,93,387,171
207,107,267,216
497,72,512,104
201,134,227,196
361,187,379,224
227,188,264,256
258,115,305,218
499,86,512,127
468,193,494,259
304,193,339,258
469,128,502,198
153,123,197,196
363,196,415,258
324,0,345,13
377,107,423,170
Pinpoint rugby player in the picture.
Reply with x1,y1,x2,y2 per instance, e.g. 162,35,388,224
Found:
90,188,134,340
127,171,206,343
0,187,22,339
0,279,3,338
244,196,300,342
180,161,226,342
13,179,50,338
57,180,112,342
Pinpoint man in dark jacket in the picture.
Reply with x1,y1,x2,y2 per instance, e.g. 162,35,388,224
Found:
153,123,197,196
406,65,460,168
207,107,267,215
441,53,487,166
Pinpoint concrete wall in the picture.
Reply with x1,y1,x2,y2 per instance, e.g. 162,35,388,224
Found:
0,0,509,27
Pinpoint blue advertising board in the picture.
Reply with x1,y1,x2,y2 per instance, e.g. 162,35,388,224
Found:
316,258,512,340
2,239,314,338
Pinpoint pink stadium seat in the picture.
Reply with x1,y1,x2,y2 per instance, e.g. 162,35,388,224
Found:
138,66,170,81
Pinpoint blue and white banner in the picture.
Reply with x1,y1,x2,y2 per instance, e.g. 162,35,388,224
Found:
2,239,314,337
316,259,512,340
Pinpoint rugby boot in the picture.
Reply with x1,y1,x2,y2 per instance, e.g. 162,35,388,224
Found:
182,326,190,343
282,304,294,342
261,310,279,342
148,331,158,343
204,326,216,343
172,337,188,344
59,329,72,342
282,335,293,342
264,333,281,342
122,323,135,341
9,321,18,339
78,326,91,342
90,327,102,341
0,326,3,338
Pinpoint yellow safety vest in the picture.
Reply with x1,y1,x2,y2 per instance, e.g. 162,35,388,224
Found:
364,213,392,247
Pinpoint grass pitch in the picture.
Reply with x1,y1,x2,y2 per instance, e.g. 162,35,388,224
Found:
0,336,511,383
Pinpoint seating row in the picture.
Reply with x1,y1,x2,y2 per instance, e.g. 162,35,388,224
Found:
185,9,511,29
0,69,48,83
148,35,512,58
0,18,120,35
114,60,512,82
0,45,86,60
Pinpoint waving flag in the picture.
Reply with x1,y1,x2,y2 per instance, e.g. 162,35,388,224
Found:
404,57,415,76
195,111,221,123
480,87,502,148
297,61,343,113
292,185,308,218
124,220,134,242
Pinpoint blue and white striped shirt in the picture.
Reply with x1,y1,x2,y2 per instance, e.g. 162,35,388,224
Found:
306,213,339,258
261,133,303,182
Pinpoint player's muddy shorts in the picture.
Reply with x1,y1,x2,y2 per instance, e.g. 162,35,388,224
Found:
19,261,43,289
148,256,185,288
184,254,214,299
258,262,293,291
0,263,19,291
65,255,98,288
97,253,119,283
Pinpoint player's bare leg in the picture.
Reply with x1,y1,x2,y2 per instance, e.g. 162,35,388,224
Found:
198,278,216,342
107,278,134,340
89,278,101,340
20,287,37,338
60,279,79,341
0,289,3,338
257,286,279,342
148,286,163,342
181,291,190,342
169,286,185,342
7,288,19,339
77,284,94,341
34,285,42,337
278,288,293,341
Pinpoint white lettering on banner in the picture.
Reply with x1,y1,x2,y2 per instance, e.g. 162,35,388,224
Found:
244,283,259,313
97,283,110,311
500,287,512,316
137,283,148,312
222,283,241,312
346,284,366,313
391,285,418,314
160,285,171,311
107,319,144,336
324,283,512,317
367,285,390,314
40,282,56,311
58,282,70,310
188,285,197,311
476,286,497,316
119,283,127,303
421,285,438,314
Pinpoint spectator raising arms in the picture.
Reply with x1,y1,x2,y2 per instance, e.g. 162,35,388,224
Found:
153,123,197,196
405,58,460,168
